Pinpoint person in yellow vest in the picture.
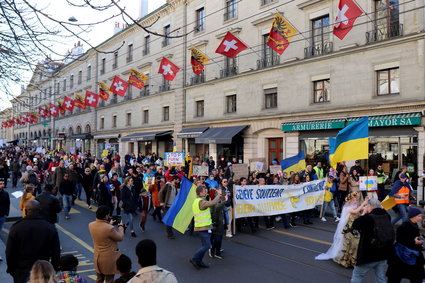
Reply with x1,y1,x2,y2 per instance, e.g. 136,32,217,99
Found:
389,173,413,225
375,165,388,201
189,185,222,269
313,162,324,179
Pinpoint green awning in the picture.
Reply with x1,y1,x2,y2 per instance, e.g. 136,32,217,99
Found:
282,119,345,132
347,113,421,127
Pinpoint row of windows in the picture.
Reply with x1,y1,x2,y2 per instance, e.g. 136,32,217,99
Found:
99,106,170,129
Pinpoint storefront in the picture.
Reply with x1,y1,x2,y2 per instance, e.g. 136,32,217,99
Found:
121,130,173,157
94,134,120,157
69,133,93,154
177,127,209,158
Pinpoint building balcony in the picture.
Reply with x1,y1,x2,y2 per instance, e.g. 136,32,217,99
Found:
143,48,149,55
112,63,117,69
162,40,170,47
100,69,105,75
220,66,238,78
140,88,150,97
126,55,133,63
224,11,237,21
159,83,170,92
110,97,117,104
304,42,333,59
189,74,205,86
366,24,403,44
257,55,280,69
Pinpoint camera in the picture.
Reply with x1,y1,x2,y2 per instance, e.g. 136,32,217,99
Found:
111,215,121,225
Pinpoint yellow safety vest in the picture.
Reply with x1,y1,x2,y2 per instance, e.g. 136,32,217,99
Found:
376,171,386,184
314,166,324,179
192,198,212,228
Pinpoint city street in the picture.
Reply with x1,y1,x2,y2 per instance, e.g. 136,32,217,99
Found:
0,183,378,283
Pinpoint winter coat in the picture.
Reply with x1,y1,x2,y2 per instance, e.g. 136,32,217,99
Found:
121,186,138,214
339,171,349,191
35,191,62,224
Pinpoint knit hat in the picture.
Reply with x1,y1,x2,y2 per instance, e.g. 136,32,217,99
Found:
408,207,422,219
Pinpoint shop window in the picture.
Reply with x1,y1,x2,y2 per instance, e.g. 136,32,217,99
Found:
226,95,237,113
163,106,169,121
264,88,277,109
313,79,330,103
195,7,205,33
112,114,117,128
126,113,132,126
100,117,104,129
196,100,204,117
143,110,149,124
377,67,399,95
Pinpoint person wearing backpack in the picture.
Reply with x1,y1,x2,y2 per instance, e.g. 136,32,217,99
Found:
350,198,394,283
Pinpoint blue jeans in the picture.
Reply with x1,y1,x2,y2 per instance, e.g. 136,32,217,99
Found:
0,216,5,232
125,212,134,231
75,183,83,199
391,203,408,225
322,199,338,218
351,260,387,283
192,230,211,264
62,194,72,217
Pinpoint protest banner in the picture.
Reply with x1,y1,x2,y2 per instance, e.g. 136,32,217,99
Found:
249,158,266,173
165,152,185,167
359,176,378,191
193,165,209,176
269,165,281,175
232,164,249,180
234,179,325,218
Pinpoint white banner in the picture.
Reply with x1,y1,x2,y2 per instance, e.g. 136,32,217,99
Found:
234,179,326,218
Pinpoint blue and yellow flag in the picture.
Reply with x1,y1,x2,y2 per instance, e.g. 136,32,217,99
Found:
328,137,336,166
162,177,197,234
280,151,306,174
330,117,369,168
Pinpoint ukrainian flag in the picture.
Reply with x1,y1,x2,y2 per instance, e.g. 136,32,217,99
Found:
328,137,336,166
280,151,306,174
162,177,197,234
330,117,369,167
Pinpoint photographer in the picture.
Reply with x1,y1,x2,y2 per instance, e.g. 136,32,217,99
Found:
88,205,124,283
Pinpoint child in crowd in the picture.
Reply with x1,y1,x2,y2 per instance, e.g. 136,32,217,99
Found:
114,254,136,283
139,189,151,232
321,175,340,223
57,254,86,283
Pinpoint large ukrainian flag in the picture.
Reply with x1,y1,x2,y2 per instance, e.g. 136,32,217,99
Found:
280,151,306,174
162,177,197,234
328,137,336,167
330,117,369,167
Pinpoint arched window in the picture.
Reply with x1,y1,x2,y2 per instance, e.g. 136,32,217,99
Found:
76,126,82,134
85,124,91,133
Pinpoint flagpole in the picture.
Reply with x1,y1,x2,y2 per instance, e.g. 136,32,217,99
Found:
276,11,311,45
351,0,374,23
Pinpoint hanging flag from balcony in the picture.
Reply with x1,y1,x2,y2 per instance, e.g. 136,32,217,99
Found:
190,47,210,75
158,57,180,81
56,100,66,115
29,113,39,124
63,96,75,112
85,90,99,108
333,0,363,40
49,103,59,118
266,13,298,55
38,107,47,118
110,76,129,97
18,116,26,125
215,32,247,58
99,81,111,101
128,69,148,89
74,93,86,109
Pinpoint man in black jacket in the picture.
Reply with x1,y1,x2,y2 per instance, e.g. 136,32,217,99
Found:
0,177,10,261
351,198,393,283
35,184,62,224
6,200,60,283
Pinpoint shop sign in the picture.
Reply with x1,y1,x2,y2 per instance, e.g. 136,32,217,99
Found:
348,116,421,127
282,121,345,132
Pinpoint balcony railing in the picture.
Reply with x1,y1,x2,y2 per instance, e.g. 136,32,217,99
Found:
190,74,205,86
159,83,170,92
224,10,237,21
194,25,204,33
257,55,280,69
126,55,133,63
140,88,150,97
110,97,117,104
366,24,403,44
304,42,333,58
112,63,117,69
99,100,105,107
220,66,238,78
143,48,149,55
100,69,105,75
125,92,132,101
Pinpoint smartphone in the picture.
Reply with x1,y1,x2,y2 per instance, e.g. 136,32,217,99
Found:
111,215,121,225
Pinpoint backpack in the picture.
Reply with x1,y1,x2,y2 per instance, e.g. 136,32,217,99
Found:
369,214,395,249
28,172,39,186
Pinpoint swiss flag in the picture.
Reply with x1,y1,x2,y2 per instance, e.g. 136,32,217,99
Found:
63,96,75,112
333,0,363,40
49,103,59,118
38,107,46,118
109,76,128,97
158,57,180,81
85,91,99,108
215,32,248,58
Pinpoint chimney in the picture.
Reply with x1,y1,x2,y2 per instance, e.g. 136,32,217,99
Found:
139,0,148,18
113,22,123,34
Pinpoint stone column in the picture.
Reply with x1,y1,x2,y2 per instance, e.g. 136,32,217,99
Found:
414,127,425,202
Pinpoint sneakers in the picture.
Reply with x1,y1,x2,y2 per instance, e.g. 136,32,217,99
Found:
214,254,224,259
131,231,137,237
190,259,200,270
208,249,213,258
335,217,340,222
275,216,282,222
139,222,145,232
225,232,233,238
320,217,327,222
65,216,70,220
290,222,297,227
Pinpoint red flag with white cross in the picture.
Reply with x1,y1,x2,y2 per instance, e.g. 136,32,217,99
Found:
333,0,363,40
63,96,75,112
109,76,129,97
158,57,180,81
38,107,46,118
215,32,248,58
49,103,59,118
85,91,99,108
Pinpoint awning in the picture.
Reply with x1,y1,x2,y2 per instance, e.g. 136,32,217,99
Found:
40,136,50,140
282,119,345,132
121,130,173,142
347,113,421,127
6,139,18,144
195,125,247,144
177,127,209,138
69,133,93,139
94,134,120,140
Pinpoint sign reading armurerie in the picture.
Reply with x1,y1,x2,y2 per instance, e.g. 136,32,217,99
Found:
234,179,326,218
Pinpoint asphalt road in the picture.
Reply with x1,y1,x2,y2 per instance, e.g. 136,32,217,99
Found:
0,184,379,283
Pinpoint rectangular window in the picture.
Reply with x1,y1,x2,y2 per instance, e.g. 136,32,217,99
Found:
70,75,74,88
143,110,149,124
49,86,52,96
126,85,133,100
163,106,170,121
264,88,278,109
162,25,171,47
63,79,66,91
100,117,105,129
224,0,237,21
369,0,401,42
78,70,82,84
226,95,237,113
126,113,132,126
261,0,275,5
313,79,331,103
259,34,279,69
87,66,92,81
101,58,106,74
112,114,117,128
196,100,204,117
113,51,118,69
195,7,205,32
305,15,332,58
221,57,237,78
143,36,150,55
377,67,399,95
127,44,133,62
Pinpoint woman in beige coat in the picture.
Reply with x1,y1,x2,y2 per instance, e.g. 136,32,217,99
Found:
89,205,124,283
